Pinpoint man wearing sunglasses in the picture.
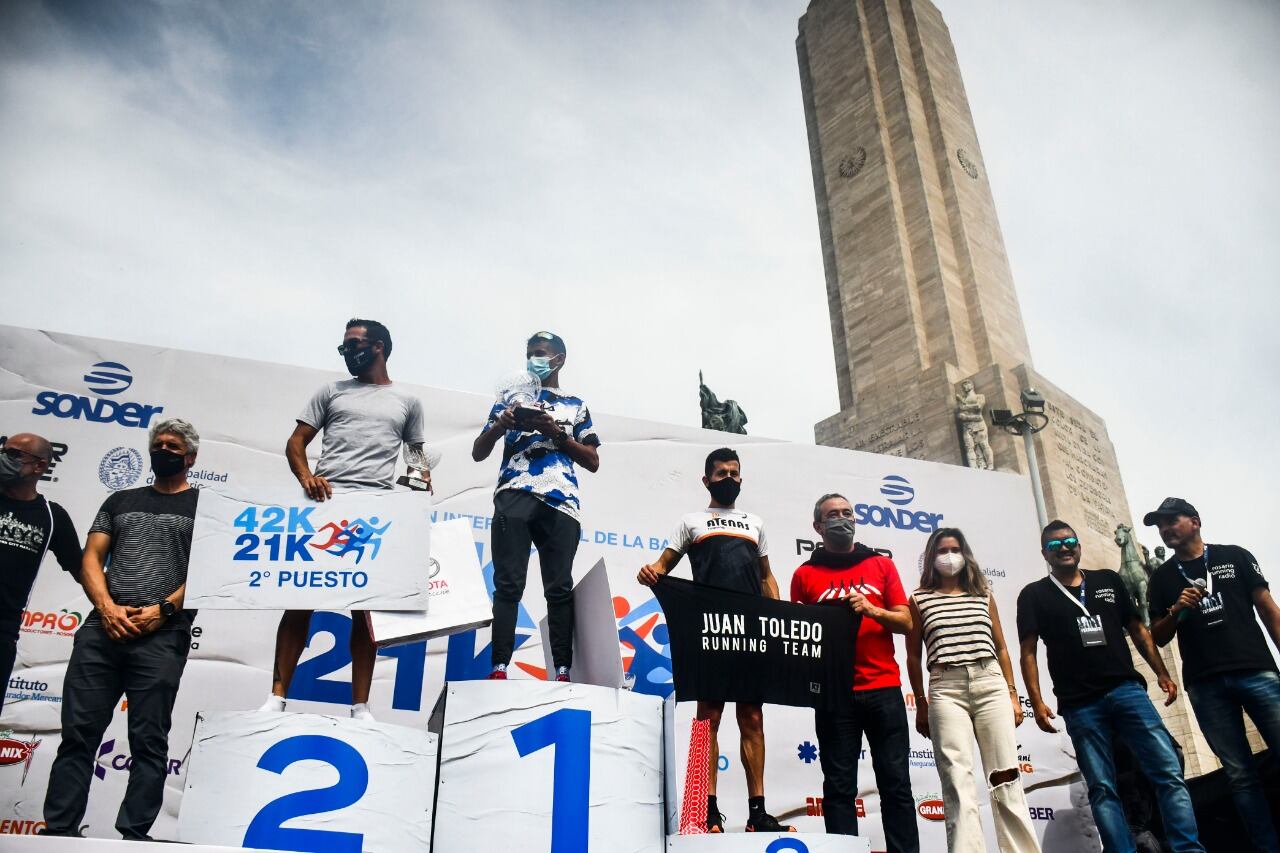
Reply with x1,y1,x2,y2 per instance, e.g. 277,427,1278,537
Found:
0,433,82,707
259,318,429,721
1146,498,1280,852
1017,520,1204,852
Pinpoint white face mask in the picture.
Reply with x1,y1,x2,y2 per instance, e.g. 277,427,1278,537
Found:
934,552,966,576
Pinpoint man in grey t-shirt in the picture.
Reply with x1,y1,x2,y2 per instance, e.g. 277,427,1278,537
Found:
259,318,429,721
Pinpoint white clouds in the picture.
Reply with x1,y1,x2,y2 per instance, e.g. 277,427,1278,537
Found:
0,0,1275,551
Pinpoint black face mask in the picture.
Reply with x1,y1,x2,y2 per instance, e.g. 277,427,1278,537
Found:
0,453,25,485
344,347,374,376
707,477,741,506
150,449,186,478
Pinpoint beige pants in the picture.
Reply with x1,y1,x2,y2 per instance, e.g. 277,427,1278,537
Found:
928,658,1041,853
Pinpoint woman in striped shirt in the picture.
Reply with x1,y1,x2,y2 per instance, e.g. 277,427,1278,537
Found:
906,528,1040,852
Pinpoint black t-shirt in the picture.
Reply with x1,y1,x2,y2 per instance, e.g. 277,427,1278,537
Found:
1017,569,1144,708
1147,544,1274,683
85,487,198,628
0,495,81,639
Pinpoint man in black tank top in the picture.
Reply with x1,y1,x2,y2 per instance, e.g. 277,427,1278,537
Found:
637,448,792,834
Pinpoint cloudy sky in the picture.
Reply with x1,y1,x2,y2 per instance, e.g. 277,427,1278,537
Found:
2,0,1277,552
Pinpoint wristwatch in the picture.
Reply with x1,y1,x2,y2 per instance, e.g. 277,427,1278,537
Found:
552,430,570,447
159,600,177,619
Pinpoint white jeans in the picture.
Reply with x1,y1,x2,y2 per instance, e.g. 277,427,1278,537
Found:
928,658,1041,853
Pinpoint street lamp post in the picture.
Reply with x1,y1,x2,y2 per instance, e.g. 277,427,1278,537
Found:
991,389,1051,528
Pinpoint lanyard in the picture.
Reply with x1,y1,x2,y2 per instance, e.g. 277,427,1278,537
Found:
1177,545,1212,596
19,499,55,613
1048,572,1092,617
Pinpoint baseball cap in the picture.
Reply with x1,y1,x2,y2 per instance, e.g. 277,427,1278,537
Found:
1142,497,1199,526
527,331,566,354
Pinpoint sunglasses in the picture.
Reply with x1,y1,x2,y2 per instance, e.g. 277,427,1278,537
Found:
336,338,371,356
0,445,47,464
1045,537,1080,552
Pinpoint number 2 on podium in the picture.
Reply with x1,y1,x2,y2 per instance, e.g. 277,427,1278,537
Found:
511,708,592,853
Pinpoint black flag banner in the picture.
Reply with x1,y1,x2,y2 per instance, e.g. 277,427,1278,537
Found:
653,575,857,710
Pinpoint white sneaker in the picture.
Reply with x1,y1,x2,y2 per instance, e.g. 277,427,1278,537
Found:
258,695,286,713
351,703,374,722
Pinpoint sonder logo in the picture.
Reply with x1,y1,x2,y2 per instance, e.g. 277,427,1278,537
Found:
32,362,164,429
879,475,915,505
853,475,943,533
82,362,133,396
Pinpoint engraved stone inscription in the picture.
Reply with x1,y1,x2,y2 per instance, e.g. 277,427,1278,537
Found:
851,410,925,458
1046,400,1115,535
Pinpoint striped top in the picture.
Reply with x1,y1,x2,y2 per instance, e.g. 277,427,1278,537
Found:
914,589,997,667
85,486,198,628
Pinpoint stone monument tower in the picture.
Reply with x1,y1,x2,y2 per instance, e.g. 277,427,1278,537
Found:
797,0,1134,566
795,0,1247,779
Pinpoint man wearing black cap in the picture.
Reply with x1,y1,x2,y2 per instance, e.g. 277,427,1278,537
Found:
472,331,600,682
1146,497,1280,852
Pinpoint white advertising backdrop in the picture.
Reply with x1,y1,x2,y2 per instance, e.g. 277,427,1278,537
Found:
0,325,1103,850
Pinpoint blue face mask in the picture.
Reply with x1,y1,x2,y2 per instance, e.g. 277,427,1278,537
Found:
527,356,556,380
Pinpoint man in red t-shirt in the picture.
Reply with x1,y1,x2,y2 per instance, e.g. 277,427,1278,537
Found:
791,493,919,853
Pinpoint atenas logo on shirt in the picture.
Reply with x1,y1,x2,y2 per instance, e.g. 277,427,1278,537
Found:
852,475,943,533
32,361,165,429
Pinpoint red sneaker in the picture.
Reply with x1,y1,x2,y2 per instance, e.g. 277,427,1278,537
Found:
554,666,571,683
487,666,508,680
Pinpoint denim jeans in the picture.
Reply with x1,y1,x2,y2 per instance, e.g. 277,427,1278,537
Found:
1187,669,1280,853
1060,681,1204,853
814,686,919,853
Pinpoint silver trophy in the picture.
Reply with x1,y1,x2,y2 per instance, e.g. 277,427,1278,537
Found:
397,445,440,492
495,370,547,431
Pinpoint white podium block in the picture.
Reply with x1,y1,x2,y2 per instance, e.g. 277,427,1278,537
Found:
434,681,666,853
177,710,437,852
666,834,870,853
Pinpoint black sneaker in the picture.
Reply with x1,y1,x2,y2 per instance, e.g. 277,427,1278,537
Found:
707,809,725,833
745,811,796,833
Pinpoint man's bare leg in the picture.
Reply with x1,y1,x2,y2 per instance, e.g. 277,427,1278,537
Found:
270,610,313,697
350,610,377,705
737,703,765,798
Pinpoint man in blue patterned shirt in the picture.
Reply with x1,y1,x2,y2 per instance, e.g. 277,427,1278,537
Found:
472,332,601,681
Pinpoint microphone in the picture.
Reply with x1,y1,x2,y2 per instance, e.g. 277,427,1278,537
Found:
1177,577,1208,622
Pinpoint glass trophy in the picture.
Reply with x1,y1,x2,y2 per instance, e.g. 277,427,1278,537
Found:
495,370,546,431
396,445,439,492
